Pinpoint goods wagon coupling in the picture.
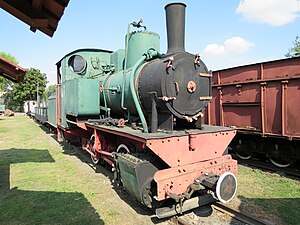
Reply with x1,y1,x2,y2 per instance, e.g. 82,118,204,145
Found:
31,3,238,218
205,57,300,168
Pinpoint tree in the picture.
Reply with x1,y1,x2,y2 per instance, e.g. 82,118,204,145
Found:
0,52,18,92
285,36,300,58
44,84,56,103
4,68,47,111
47,84,56,95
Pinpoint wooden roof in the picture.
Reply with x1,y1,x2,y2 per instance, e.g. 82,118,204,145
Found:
0,0,70,37
0,56,26,83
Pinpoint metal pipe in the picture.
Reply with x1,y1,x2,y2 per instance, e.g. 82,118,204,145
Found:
150,93,158,133
101,75,111,117
121,23,131,111
130,55,148,132
165,3,186,54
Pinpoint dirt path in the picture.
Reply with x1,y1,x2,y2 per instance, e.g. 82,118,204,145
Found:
45,132,164,225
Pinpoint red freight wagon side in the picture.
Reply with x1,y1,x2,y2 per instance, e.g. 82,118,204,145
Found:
205,57,300,167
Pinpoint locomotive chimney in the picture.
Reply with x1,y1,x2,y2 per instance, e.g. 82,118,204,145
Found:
165,2,186,54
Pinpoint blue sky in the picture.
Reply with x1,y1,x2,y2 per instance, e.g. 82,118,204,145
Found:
1,0,300,85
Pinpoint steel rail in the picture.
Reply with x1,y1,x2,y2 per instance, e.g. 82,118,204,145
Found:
212,202,267,225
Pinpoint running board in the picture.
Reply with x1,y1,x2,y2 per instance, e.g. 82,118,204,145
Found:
155,194,216,219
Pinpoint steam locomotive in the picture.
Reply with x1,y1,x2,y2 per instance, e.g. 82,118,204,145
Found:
38,3,238,218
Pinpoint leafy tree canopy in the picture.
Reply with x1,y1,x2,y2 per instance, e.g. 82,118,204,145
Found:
4,68,47,111
47,84,56,95
44,84,56,103
0,51,18,92
0,51,19,64
285,36,300,58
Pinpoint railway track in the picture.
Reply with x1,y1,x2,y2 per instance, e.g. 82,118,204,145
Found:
168,203,268,225
212,203,267,225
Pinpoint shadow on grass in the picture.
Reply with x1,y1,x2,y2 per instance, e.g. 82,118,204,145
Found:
237,196,300,225
60,142,155,218
0,148,104,225
35,123,157,220
0,187,104,225
34,124,300,224
0,148,55,192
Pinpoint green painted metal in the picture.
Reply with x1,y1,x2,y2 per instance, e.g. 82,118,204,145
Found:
57,28,161,132
99,30,160,131
48,92,56,127
117,156,141,201
126,31,160,69
60,49,113,83
58,49,114,127
64,78,100,116
110,49,125,72
100,69,134,116
116,153,158,206
35,106,48,123
129,55,148,132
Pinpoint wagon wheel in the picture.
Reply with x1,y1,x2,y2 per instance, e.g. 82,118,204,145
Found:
116,143,135,154
89,134,100,165
268,144,293,168
113,143,135,186
58,128,65,142
235,142,253,160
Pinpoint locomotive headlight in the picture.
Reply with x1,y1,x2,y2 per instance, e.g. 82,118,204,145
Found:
216,172,238,203
68,55,87,74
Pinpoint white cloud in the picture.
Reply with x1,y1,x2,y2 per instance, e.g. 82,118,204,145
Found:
236,0,300,26
203,37,254,57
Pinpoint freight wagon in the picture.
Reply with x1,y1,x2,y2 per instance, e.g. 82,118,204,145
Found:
205,57,300,167
23,100,36,116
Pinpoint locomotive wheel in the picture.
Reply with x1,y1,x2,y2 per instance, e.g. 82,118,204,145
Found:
269,158,293,168
268,145,293,168
236,151,253,160
141,177,157,208
89,135,100,165
114,143,133,186
235,142,253,160
58,129,65,142
116,143,136,154
116,144,131,154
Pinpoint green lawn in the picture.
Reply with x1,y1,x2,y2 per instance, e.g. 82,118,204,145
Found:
0,115,152,225
236,165,300,225
0,115,105,225
0,115,299,225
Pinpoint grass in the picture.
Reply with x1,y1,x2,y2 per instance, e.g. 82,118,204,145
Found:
0,114,155,225
0,114,299,225
0,114,104,225
236,165,300,225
